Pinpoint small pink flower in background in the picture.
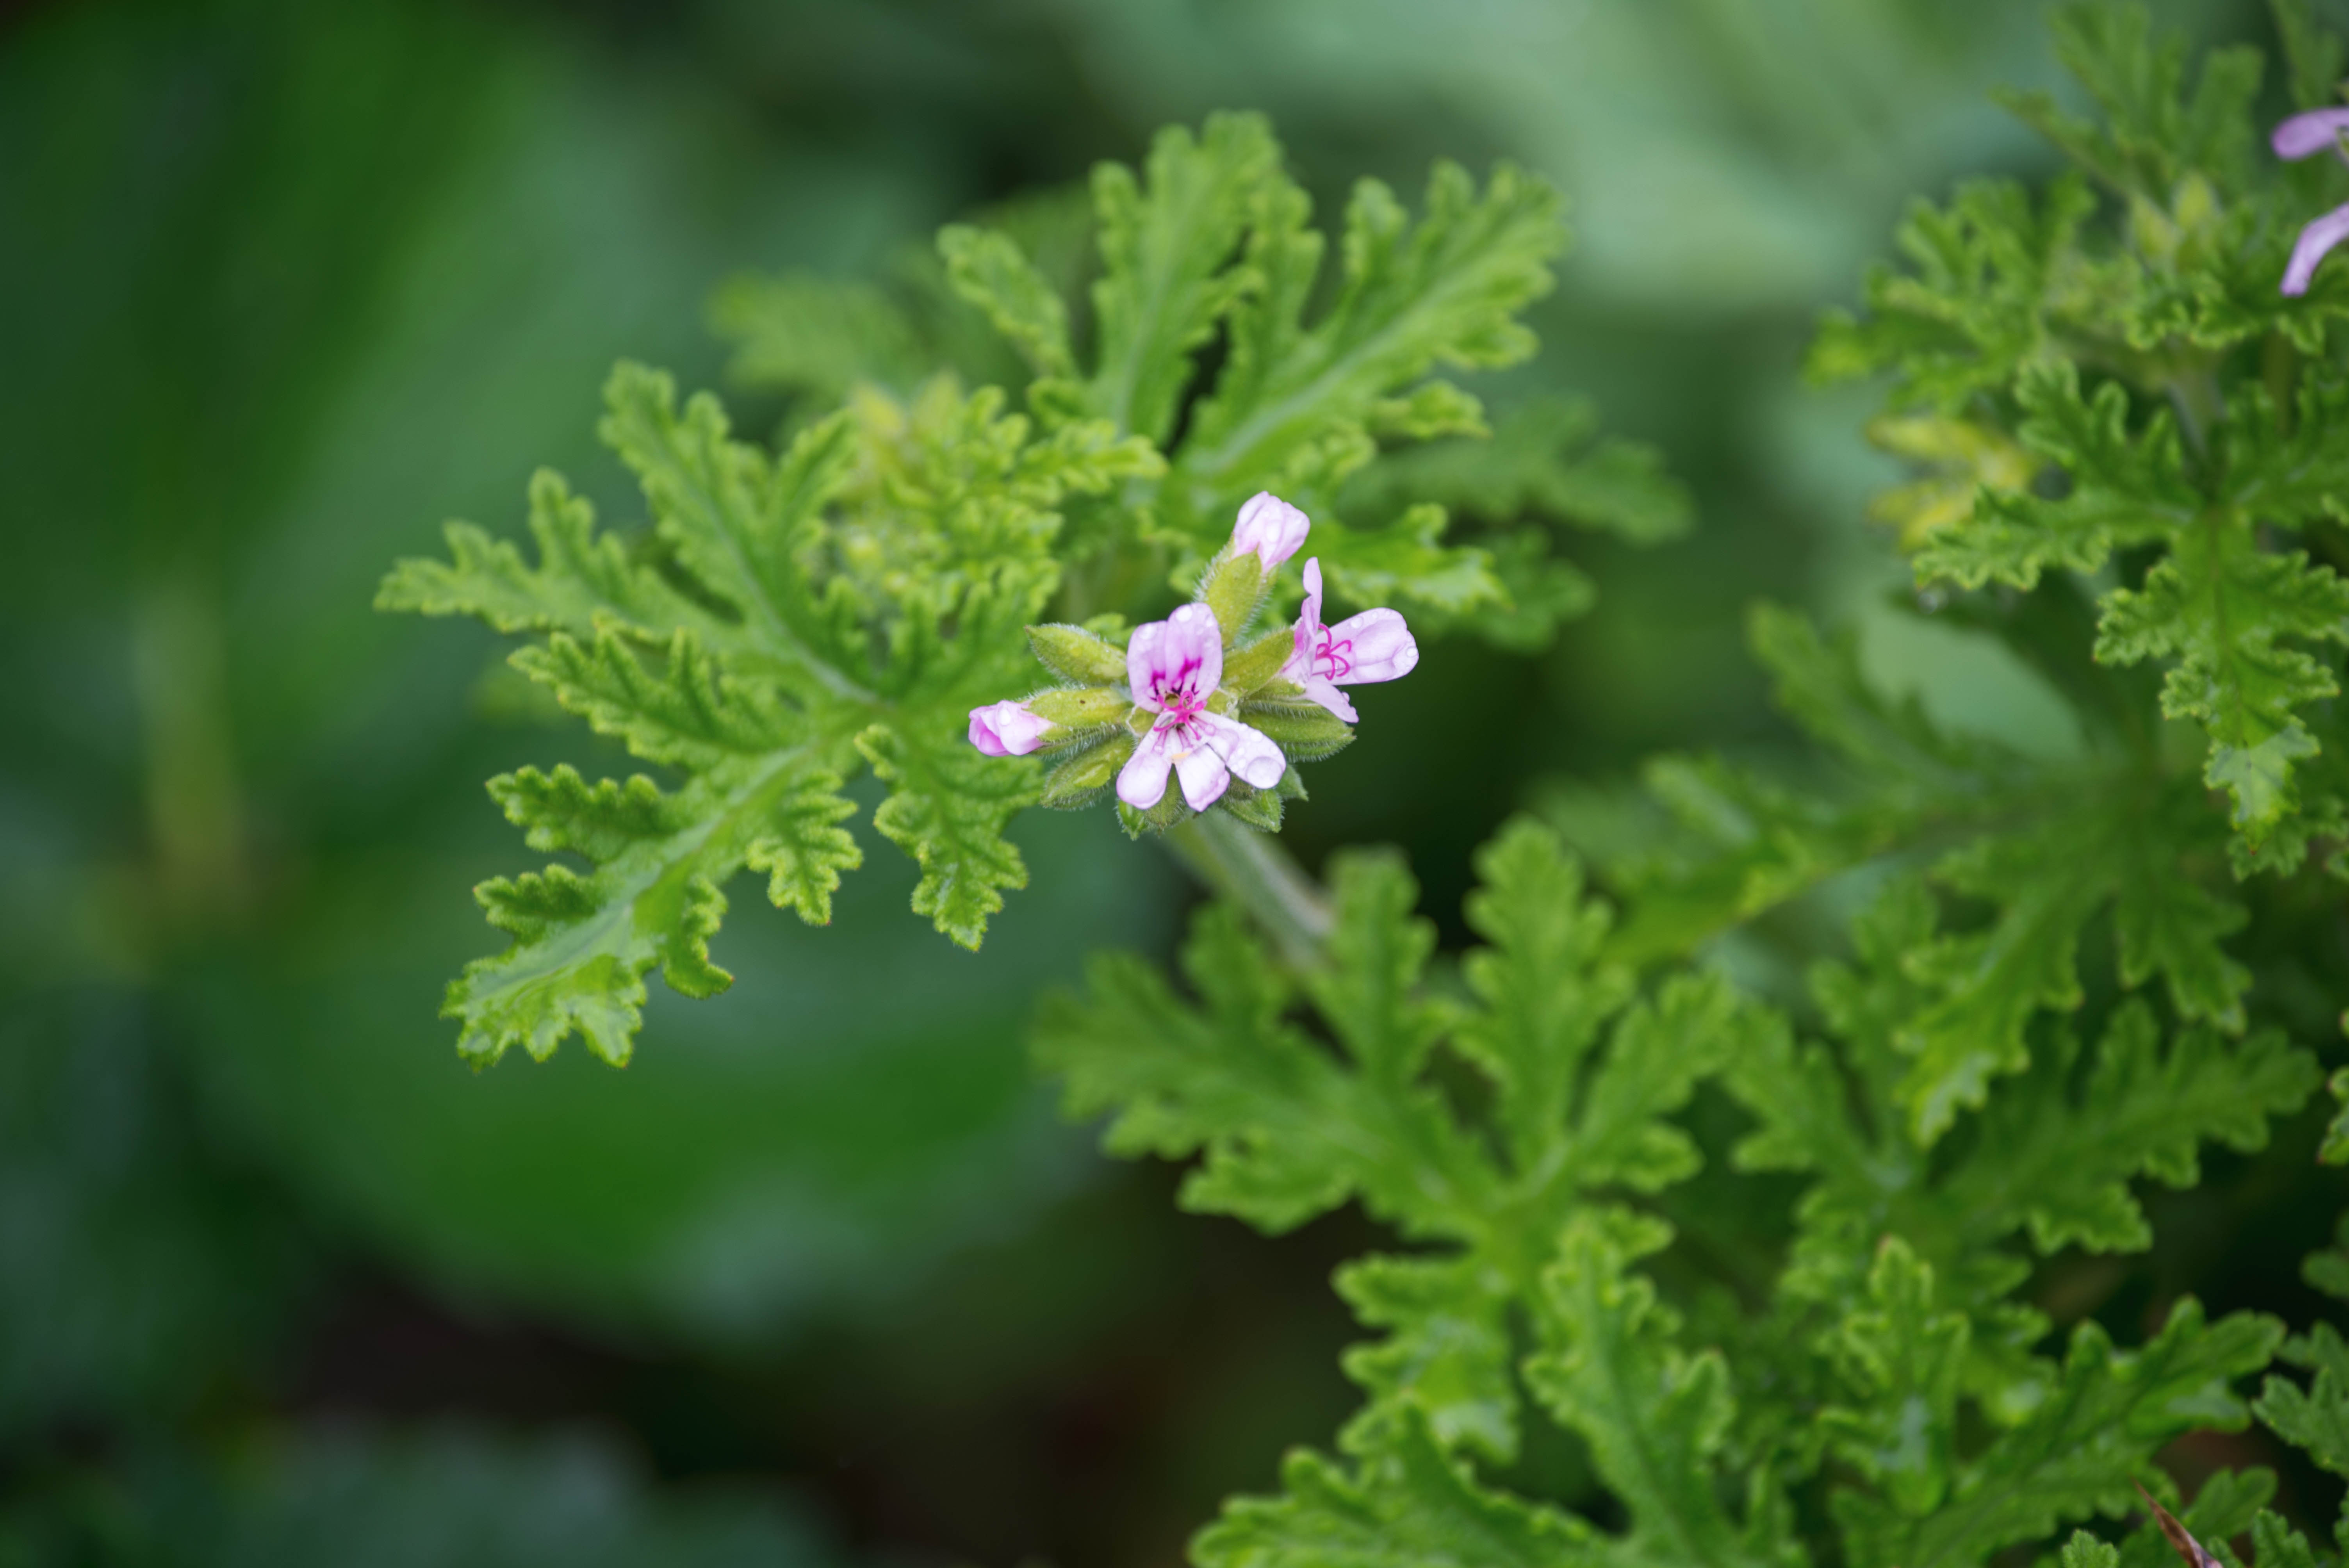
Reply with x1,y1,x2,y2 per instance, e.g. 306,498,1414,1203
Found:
968,699,1056,757
1230,492,1310,571
1282,558,1418,723
1117,604,1285,812
2272,107,2349,296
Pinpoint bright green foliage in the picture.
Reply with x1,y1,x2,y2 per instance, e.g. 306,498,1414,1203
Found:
390,115,1657,1063
715,114,1622,638
1814,3,2349,846
381,363,1154,1064
1035,817,2304,1568
1588,600,2267,1142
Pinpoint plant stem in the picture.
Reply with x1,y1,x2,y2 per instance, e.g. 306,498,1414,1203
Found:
1161,812,1332,967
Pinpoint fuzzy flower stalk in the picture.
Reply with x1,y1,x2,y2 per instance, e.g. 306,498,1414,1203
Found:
966,492,1417,834
2273,107,2349,296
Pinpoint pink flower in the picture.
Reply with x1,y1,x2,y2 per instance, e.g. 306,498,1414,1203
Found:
1117,604,1286,811
1281,558,1418,724
2272,108,2349,297
1230,492,1310,571
968,699,1056,757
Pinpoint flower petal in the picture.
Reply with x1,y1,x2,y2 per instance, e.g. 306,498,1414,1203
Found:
2285,204,2349,296
1286,556,1327,679
1201,713,1287,790
1232,492,1310,570
967,700,1055,756
1126,602,1224,709
2274,109,2349,160
968,706,1011,756
1116,725,1180,809
1325,608,1419,684
1301,675,1358,722
1174,742,1232,811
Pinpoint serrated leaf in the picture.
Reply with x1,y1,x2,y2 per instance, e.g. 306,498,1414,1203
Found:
384,361,1112,1063
937,223,1075,381
376,468,713,641
1087,112,1279,446
1181,160,1562,492
707,269,927,403
1526,1212,1789,1568
1818,1239,1969,1519
1193,1409,1596,1568
859,723,1032,950
1342,396,1692,546
447,743,851,1067
1843,1301,2280,1568
1999,7,2262,199
2097,527,2349,836
1453,820,1634,1169
1335,1253,1518,1464
1912,365,2196,592
1947,1003,2316,1256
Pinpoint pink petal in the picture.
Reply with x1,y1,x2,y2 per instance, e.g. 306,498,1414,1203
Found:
1201,713,1287,790
968,706,1011,756
1174,743,1232,811
1116,726,1179,809
1126,603,1224,710
968,700,1055,756
2274,109,2349,160
1287,556,1326,677
1325,608,1419,684
1301,676,1357,722
2285,204,2349,296
1232,492,1310,570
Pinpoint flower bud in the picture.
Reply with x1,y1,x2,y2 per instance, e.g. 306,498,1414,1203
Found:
968,700,1057,756
1231,492,1309,570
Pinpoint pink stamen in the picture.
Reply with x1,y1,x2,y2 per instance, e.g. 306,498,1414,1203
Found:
1315,633,1354,680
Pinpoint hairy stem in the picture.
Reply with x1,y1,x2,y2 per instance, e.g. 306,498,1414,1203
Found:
1161,812,1332,966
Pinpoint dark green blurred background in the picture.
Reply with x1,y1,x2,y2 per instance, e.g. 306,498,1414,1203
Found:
0,0,2275,1562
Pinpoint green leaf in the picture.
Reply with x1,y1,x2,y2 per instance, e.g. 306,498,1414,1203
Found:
1841,1301,2281,1568
707,269,927,404
1729,887,2308,1343
1897,779,2254,1144
1998,7,2262,200
1335,1253,1519,1464
1526,1212,1789,1568
1341,395,1692,546
1193,1410,1596,1568
1086,112,1280,446
2066,1532,2122,1568
374,468,713,641
2096,527,2349,837
938,223,1075,381
1033,903,1395,1236
1911,364,2196,592
1818,1239,1969,1520
858,723,1032,951
1808,175,2096,412
382,362,1115,1063
1453,819,1634,1170
1946,1003,2315,1256
1180,159,1561,493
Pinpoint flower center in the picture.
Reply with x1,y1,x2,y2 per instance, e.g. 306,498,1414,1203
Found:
1162,686,1207,728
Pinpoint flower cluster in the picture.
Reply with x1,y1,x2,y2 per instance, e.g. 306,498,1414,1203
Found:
967,493,1418,832
2275,107,2349,295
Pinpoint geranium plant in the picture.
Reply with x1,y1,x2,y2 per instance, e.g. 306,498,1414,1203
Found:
383,6,2349,1564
